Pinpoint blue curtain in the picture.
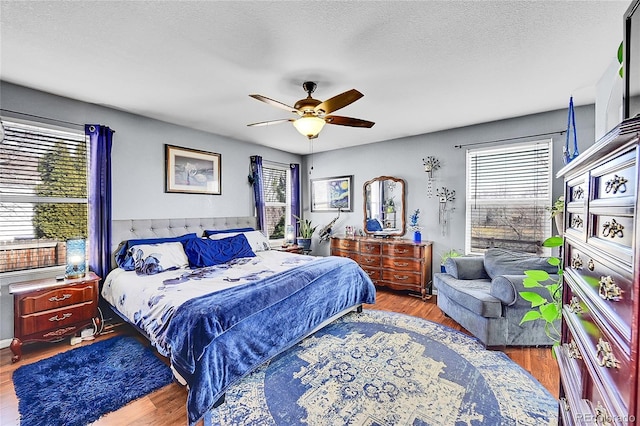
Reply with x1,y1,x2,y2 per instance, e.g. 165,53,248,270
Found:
290,163,300,236
250,155,266,231
85,124,114,282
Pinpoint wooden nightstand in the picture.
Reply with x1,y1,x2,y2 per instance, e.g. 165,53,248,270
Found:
9,271,101,363
275,245,304,254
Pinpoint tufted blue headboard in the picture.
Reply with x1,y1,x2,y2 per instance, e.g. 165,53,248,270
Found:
110,216,257,269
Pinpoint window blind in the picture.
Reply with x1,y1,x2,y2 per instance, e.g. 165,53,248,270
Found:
465,140,552,254
262,165,289,240
0,119,88,272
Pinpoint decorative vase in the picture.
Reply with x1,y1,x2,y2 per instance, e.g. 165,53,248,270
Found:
413,230,421,243
296,237,312,251
554,213,565,237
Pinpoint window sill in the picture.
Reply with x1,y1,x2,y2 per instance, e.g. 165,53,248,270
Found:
0,266,65,289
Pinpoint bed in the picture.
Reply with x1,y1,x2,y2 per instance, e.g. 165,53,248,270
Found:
103,217,376,425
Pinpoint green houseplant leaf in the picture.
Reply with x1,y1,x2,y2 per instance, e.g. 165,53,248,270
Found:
518,236,564,346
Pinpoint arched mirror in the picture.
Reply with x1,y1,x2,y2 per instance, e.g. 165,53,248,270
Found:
363,176,406,236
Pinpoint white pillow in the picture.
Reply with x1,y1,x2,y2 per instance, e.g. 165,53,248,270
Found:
209,230,271,252
128,241,189,275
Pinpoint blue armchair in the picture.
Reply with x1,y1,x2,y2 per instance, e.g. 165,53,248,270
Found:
433,248,559,348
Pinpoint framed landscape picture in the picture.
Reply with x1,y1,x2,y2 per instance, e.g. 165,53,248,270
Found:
311,175,353,212
165,144,221,195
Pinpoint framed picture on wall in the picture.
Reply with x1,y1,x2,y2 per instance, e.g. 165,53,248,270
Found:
165,144,221,195
311,175,354,212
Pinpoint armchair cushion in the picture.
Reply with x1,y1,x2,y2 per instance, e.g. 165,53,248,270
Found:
444,256,489,280
434,273,502,318
490,273,561,307
483,248,556,279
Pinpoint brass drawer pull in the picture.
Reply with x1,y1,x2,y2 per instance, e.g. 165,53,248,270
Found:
574,186,584,199
49,313,72,322
598,276,622,301
49,294,72,302
596,339,620,369
393,261,409,267
604,174,628,194
570,254,583,269
571,215,583,228
394,249,409,254
364,245,377,252
594,402,613,426
567,340,582,359
364,257,376,264
568,297,584,314
602,219,624,238
393,275,409,280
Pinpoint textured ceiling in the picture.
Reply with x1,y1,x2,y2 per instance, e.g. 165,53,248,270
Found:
0,1,630,154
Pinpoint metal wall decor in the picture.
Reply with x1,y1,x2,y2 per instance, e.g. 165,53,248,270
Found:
436,186,456,235
422,156,440,197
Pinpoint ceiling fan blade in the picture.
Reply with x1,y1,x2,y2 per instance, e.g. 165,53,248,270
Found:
247,118,294,127
325,115,375,128
315,89,363,115
249,94,298,114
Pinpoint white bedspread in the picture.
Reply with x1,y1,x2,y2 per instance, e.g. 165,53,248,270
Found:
102,250,317,355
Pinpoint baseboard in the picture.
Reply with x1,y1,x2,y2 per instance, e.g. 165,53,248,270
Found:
0,338,12,349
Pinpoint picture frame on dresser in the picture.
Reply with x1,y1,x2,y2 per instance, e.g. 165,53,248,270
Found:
165,144,221,195
310,175,354,212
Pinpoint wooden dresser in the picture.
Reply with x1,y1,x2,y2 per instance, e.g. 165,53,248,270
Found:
556,117,640,425
9,271,101,362
330,235,433,299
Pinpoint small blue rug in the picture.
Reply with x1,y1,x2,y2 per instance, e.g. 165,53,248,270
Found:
210,310,558,425
12,335,173,426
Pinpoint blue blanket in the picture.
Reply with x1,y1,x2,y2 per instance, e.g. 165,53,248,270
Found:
164,256,376,425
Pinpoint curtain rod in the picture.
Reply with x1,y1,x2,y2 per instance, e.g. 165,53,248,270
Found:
0,108,85,129
454,130,565,149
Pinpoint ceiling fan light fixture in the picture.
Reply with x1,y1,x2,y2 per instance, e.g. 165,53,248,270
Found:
293,115,326,139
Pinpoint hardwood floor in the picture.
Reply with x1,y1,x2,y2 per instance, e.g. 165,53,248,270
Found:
0,289,559,425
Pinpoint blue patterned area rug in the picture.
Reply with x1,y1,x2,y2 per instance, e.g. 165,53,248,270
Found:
12,335,173,426
209,310,558,425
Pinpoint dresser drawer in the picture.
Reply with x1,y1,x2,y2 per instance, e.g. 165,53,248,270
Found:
382,243,421,258
590,213,634,264
382,256,421,272
591,149,636,202
556,329,625,426
360,266,381,283
563,299,632,413
356,254,381,268
19,301,96,336
17,284,96,315
331,248,357,260
567,173,588,204
381,270,421,286
358,241,381,255
565,245,633,344
331,238,358,251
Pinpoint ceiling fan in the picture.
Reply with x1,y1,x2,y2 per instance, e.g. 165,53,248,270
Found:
247,81,375,139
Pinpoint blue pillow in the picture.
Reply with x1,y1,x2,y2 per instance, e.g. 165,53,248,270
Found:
203,227,255,237
115,233,198,270
366,218,383,231
183,234,256,268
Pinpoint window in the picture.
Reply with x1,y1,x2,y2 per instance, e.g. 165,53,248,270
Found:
0,118,89,274
465,140,552,255
262,163,291,240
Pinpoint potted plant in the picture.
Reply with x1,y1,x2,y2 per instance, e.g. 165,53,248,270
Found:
548,196,565,236
409,209,422,243
440,249,462,273
519,236,563,346
294,215,317,251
